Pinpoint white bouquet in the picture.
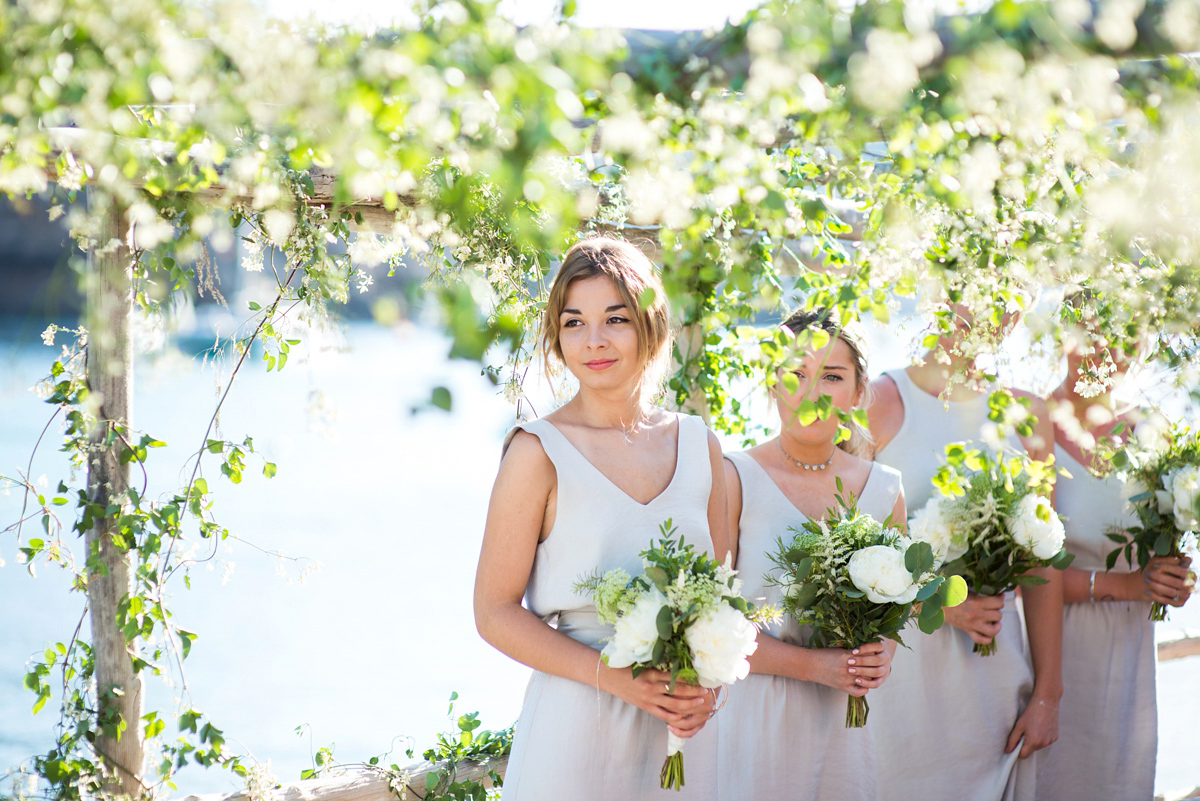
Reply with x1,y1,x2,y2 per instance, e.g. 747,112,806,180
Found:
577,521,775,790
914,445,1071,655
1108,423,1200,620
769,486,966,727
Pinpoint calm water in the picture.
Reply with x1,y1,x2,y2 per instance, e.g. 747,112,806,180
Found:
0,317,1197,796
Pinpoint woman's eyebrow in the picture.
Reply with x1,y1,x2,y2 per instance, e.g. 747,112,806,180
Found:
561,303,628,315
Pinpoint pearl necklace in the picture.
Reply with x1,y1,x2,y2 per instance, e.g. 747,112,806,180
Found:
777,437,835,471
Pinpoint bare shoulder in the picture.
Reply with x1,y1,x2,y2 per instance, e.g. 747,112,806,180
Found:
499,428,556,486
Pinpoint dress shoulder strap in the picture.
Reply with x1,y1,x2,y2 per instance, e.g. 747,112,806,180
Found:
858,461,904,524
671,413,713,497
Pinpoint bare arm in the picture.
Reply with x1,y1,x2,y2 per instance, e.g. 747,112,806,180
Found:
1006,392,1063,758
1062,558,1194,605
474,430,713,736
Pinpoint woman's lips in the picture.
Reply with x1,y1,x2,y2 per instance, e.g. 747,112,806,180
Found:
584,359,616,370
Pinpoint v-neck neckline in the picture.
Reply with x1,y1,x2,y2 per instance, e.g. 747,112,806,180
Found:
740,450,878,522
540,415,683,507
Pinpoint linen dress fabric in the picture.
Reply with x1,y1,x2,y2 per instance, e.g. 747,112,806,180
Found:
717,451,903,801
1034,445,1156,800
868,368,1036,801
500,413,718,801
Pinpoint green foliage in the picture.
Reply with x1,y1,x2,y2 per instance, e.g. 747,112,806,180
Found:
295,695,512,801
2,0,1200,793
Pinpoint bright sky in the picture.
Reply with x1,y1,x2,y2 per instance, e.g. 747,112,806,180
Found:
260,0,765,29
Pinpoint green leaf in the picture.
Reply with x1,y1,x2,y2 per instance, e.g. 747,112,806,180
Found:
263,462,277,479
918,607,945,634
940,575,968,607
656,605,674,641
904,541,935,577
430,386,452,411
793,582,819,608
793,556,812,583
644,566,670,592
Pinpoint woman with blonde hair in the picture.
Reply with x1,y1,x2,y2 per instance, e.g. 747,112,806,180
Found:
718,307,902,801
866,310,1062,801
474,237,728,800
1036,309,1193,800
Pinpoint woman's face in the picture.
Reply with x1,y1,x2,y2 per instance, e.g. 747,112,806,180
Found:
774,336,864,440
557,275,642,392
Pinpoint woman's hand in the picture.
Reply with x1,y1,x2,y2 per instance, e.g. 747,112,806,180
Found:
943,592,1004,645
1006,695,1059,758
599,666,717,738
1133,556,1194,606
802,642,892,696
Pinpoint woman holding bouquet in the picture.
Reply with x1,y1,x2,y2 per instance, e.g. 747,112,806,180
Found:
865,310,1063,801
718,308,903,801
1036,322,1193,800
474,237,727,800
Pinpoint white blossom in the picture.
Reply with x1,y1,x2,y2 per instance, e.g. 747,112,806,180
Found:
1010,494,1066,559
847,545,921,604
683,602,757,688
601,588,666,669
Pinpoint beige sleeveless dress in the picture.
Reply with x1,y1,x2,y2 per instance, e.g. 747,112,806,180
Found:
717,450,903,801
500,413,718,801
869,369,1036,801
1034,445,1156,800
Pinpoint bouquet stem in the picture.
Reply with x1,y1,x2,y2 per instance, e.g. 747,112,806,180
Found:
845,695,869,728
1149,601,1168,622
661,732,685,790
973,639,998,657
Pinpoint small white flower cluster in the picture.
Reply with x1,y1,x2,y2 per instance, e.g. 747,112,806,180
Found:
907,497,967,567
1157,465,1200,532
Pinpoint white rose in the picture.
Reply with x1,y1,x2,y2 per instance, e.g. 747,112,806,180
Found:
847,545,920,604
683,603,757,687
1156,469,1177,516
1170,465,1200,531
1010,494,1066,560
908,497,967,567
602,589,667,668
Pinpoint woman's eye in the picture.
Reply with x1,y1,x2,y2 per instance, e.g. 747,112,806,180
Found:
608,315,630,325
562,318,582,328
824,374,843,382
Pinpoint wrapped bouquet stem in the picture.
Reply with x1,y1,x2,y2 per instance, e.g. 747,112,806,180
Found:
576,521,776,790
912,445,1073,655
769,483,966,727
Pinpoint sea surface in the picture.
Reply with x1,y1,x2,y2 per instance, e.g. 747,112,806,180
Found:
0,316,1197,797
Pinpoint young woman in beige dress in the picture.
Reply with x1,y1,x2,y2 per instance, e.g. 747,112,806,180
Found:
1036,326,1193,800
718,309,902,801
865,314,1063,801
474,238,727,800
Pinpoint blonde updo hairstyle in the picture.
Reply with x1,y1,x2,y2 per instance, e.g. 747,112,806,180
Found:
540,237,672,400
780,307,874,458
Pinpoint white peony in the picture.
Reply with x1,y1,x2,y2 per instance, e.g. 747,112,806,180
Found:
1169,465,1200,531
683,602,758,687
908,497,967,567
1010,494,1066,559
602,588,667,668
847,545,921,604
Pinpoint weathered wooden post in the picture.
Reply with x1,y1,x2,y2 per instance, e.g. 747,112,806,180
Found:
85,193,146,799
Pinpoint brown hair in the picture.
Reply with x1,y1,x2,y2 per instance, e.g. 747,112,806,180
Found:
540,237,671,387
780,307,874,457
